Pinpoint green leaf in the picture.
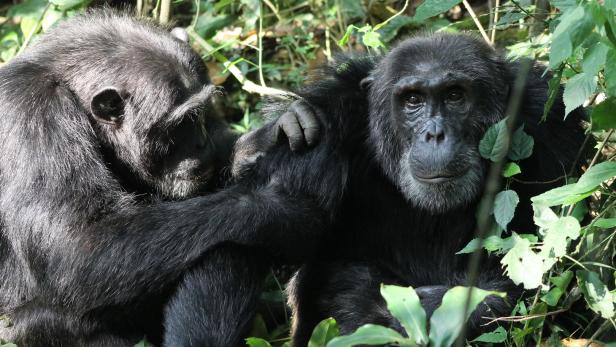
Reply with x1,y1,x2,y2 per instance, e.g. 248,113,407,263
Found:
49,0,88,10
472,326,508,343
362,30,384,49
479,118,508,162
380,285,428,345
338,25,356,46
605,49,616,97
414,0,462,21
591,97,616,130
308,318,340,347
429,287,505,347
501,234,545,289
543,69,563,120
539,216,580,260
563,72,597,117
532,161,616,206
508,126,534,160
577,270,616,318
503,162,521,177
326,324,411,347
550,270,574,290
493,190,519,230
593,218,616,228
549,6,595,68
582,43,609,75
246,338,273,347
42,7,64,32
541,287,564,306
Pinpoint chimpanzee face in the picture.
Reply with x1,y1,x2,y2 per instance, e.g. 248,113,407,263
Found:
86,29,220,199
369,34,510,212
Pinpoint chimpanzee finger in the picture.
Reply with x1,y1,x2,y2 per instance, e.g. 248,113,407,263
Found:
291,101,320,147
277,111,306,152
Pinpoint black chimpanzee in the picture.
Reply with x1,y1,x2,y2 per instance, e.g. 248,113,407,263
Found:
242,33,587,345
0,11,325,347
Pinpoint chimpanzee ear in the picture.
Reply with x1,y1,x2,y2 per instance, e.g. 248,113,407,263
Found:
360,76,374,91
90,87,125,125
170,27,189,43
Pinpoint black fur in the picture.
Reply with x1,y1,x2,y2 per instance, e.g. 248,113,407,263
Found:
0,11,325,346
250,34,587,345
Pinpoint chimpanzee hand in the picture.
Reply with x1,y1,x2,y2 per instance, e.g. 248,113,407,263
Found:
232,100,320,178
415,285,448,317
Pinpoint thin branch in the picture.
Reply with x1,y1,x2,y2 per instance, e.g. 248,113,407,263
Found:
482,307,569,325
187,29,296,98
17,3,50,56
462,0,491,44
491,0,500,44
159,0,171,25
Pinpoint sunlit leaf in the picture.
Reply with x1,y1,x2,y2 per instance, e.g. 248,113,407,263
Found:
503,162,521,177
472,326,508,343
308,318,339,347
429,287,505,347
246,338,273,347
380,285,428,345
326,324,411,347
562,72,597,117
549,6,595,68
501,234,545,289
577,270,616,318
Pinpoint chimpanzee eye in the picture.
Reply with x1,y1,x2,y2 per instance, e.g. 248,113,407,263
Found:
446,88,464,102
405,93,424,107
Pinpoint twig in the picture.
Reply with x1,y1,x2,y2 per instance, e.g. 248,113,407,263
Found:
482,307,569,325
462,0,491,44
187,29,296,98
584,320,611,347
159,0,171,25
455,60,533,347
263,0,282,22
257,2,266,87
491,0,500,44
17,2,50,56
589,129,614,169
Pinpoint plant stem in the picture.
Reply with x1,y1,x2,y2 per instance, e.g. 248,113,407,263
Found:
462,0,491,44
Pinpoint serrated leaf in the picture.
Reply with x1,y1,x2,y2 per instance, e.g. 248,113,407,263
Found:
591,97,616,130
308,318,339,347
549,6,595,68
479,118,508,161
380,285,428,345
494,190,519,230
582,43,609,75
606,49,616,97
414,0,462,21
508,126,534,160
539,216,580,260
577,270,616,318
429,287,505,347
326,324,410,347
501,234,545,289
472,326,508,343
563,72,597,117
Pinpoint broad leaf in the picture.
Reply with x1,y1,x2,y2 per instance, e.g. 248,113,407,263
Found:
508,126,534,160
479,118,508,162
582,42,609,75
562,72,597,117
326,325,411,347
591,97,616,130
503,162,521,177
246,338,273,347
493,190,519,230
380,285,428,345
501,234,545,289
429,287,505,347
414,0,462,21
308,318,340,347
593,218,616,228
472,326,508,343
539,216,580,262
606,49,616,96
577,270,615,318
549,6,595,68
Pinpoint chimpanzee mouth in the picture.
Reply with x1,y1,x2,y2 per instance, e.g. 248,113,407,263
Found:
413,170,467,184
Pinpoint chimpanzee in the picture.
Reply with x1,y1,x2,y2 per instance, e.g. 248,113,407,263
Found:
242,34,587,345
0,10,325,347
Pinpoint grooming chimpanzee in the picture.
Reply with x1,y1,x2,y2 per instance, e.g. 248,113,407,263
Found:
245,34,587,345
0,11,324,347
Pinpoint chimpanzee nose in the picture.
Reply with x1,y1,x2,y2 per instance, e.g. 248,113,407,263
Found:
424,123,445,144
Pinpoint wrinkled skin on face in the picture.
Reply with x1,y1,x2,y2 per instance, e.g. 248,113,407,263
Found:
368,34,511,212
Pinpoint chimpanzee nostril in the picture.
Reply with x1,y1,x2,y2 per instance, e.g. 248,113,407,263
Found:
424,123,445,144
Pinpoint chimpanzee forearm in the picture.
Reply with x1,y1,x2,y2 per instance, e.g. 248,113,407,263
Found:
46,182,329,312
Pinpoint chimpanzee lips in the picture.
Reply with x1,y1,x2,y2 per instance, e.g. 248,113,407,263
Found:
413,169,467,184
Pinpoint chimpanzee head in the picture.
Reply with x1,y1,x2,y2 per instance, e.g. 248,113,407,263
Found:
47,14,220,199
368,34,511,212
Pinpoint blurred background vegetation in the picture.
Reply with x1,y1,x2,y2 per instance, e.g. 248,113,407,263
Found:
1,0,616,346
